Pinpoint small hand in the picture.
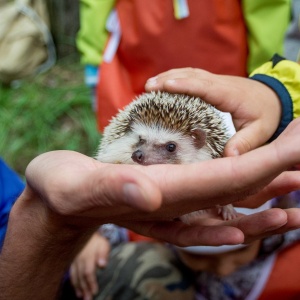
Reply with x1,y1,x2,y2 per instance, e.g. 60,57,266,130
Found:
70,232,110,300
145,68,282,156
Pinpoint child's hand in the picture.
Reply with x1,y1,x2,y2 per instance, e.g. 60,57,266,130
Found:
145,68,282,156
70,232,111,300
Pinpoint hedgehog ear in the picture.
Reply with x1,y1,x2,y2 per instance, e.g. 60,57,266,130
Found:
190,128,206,149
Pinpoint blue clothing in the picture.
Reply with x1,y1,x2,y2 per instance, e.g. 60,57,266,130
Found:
250,54,293,142
0,158,25,249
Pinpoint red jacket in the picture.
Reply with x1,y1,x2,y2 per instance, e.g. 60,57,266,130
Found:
97,0,248,131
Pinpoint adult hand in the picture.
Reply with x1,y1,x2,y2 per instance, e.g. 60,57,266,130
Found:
145,68,282,156
23,118,300,245
3,118,300,300
70,232,110,300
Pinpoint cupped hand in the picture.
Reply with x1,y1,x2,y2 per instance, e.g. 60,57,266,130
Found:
24,118,300,247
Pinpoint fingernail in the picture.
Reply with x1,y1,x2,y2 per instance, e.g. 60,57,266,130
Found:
147,76,157,82
232,148,240,156
123,183,146,209
146,77,157,86
165,79,177,86
233,148,240,156
98,258,107,267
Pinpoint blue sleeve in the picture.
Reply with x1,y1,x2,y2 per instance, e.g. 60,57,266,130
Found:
0,158,25,249
249,54,300,142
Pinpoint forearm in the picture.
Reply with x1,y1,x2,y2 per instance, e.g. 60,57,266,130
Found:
0,188,97,300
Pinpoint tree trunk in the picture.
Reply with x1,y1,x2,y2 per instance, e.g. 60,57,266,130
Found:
46,0,80,58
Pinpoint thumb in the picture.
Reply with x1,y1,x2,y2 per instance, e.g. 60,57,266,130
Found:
87,165,163,213
24,151,163,222
224,123,268,156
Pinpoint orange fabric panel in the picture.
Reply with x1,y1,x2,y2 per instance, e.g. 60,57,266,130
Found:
259,243,300,299
128,230,157,243
97,0,248,131
97,54,136,129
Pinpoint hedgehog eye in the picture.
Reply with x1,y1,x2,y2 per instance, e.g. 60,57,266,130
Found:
138,136,146,145
166,142,176,152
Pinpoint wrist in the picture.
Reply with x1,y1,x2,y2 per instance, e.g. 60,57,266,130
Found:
0,187,96,299
250,74,292,142
98,224,128,247
12,186,98,246
250,54,297,141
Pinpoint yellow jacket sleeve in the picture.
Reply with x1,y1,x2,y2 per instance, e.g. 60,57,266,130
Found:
242,0,291,74
76,0,115,66
250,54,300,140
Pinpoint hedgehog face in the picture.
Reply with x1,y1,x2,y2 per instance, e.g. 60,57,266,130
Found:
129,122,213,165
96,120,216,164
128,123,180,165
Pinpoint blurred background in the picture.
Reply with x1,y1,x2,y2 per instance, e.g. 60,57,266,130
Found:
0,0,100,176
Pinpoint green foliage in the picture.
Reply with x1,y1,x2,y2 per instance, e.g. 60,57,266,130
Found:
0,59,101,176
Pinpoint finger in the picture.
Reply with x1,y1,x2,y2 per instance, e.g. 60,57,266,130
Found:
146,73,228,105
271,119,300,168
69,264,83,298
96,251,108,268
92,234,110,268
77,261,92,297
243,208,300,243
25,151,163,217
69,264,80,290
145,70,241,112
83,263,99,296
224,122,269,157
235,171,300,208
276,208,300,233
227,208,287,240
91,165,162,209
83,291,93,300
145,67,197,89
141,142,300,219
97,257,108,268
120,220,245,247
122,208,292,247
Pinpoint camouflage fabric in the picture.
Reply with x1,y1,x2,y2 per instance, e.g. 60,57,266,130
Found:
94,242,195,300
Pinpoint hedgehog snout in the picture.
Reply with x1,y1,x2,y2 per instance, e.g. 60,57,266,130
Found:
131,149,144,164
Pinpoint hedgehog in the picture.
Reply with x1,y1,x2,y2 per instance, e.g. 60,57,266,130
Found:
96,91,237,222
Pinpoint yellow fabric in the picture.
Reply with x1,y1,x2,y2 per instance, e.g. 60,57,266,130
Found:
173,0,180,19
242,0,291,73
250,59,300,119
76,0,115,66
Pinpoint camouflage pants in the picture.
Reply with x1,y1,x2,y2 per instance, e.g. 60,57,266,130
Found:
93,242,195,300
